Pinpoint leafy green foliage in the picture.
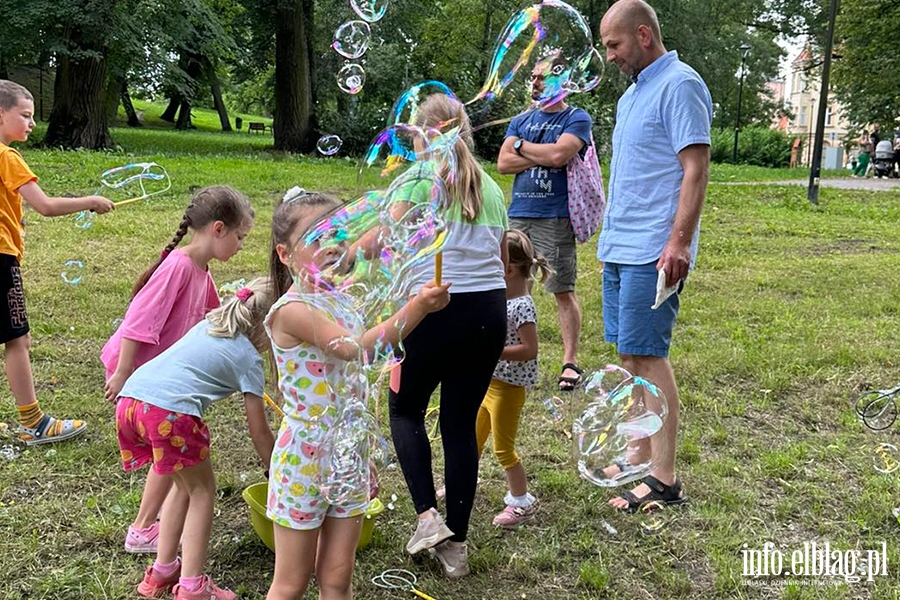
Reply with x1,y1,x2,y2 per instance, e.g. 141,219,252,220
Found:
832,0,900,129
711,126,793,167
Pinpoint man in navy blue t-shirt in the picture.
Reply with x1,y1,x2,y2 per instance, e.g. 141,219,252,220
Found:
497,52,593,392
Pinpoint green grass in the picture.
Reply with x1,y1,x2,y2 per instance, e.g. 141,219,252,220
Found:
2,128,899,599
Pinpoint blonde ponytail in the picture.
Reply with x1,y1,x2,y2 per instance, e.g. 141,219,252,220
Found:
413,94,483,222
207,276,275,349
506,229,553,283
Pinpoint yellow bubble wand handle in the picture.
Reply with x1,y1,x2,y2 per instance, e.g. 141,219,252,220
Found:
263,393,285,418
434,252,443,285
412,590,439,600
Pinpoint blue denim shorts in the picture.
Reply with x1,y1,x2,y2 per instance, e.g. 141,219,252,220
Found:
602,261,681,358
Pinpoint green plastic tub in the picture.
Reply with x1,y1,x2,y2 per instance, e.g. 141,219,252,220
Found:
242,482,385,552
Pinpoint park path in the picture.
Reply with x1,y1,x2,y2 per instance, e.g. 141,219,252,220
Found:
718,178,900,191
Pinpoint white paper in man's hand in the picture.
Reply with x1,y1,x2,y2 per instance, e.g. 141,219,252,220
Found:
651,268,680,310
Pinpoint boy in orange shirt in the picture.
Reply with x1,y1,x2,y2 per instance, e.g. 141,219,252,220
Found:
0,80,115,444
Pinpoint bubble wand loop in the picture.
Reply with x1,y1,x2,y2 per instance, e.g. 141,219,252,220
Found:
99,163,171,207
371,569,438,600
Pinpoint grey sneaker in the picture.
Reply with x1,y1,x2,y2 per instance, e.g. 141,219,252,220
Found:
429,540,470,579
406,509,454,554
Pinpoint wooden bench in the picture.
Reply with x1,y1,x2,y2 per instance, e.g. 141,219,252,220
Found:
248,122,268,134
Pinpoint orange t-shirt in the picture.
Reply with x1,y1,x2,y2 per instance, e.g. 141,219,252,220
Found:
0,143,37,261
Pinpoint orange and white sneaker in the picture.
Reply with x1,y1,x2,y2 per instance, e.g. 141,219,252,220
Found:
137,563,181,598
173,575,236,600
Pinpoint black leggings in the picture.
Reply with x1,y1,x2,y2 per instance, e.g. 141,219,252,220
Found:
389,289,506,542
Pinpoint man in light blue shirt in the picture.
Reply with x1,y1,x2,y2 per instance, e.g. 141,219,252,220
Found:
597,0,710,512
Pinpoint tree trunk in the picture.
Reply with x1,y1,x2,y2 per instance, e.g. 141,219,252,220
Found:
104,75,121,122
43,36,113,149
0,55,8,80
302,0,318,136
120,79,142,127
175,99,193,130
175,54,202,130
205,58,232,132
274,0,315,153
160,95,181,122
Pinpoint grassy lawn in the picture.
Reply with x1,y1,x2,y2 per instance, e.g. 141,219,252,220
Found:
1,127,899,599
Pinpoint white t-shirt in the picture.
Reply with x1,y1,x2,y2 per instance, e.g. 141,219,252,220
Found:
493,295,538,388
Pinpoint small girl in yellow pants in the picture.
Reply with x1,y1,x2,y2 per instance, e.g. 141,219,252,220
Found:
476,229,551,528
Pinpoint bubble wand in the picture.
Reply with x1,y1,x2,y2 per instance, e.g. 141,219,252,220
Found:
263,393,285,418
372,569,438,600
100,163,171,207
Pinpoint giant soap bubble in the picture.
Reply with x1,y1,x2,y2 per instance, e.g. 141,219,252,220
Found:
466,0,606,129
574,376,669,488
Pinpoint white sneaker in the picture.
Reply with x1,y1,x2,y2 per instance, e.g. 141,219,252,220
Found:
429,540,470,578
406,509,454,554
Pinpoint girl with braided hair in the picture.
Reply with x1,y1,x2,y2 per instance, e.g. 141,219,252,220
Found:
101,185,255,554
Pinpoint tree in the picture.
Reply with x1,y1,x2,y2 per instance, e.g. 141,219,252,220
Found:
831,0,900,129
272,0,316,152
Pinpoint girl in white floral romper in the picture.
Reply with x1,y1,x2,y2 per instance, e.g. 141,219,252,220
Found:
264,190,450,600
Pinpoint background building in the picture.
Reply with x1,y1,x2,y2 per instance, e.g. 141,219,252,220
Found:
783,46,850,168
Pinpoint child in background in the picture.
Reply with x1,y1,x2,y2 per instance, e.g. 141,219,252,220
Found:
476,229,549,528
0,79,115,445
102,185,254,553
264,190,450,600
115,277,275,600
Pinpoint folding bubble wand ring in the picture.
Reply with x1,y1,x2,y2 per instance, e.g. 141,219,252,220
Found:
100,162,172,207
372,569,438,600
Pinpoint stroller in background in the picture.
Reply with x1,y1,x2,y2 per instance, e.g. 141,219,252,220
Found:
873,140,894,178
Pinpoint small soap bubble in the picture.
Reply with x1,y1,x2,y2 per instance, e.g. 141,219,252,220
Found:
873,442,900,474
390,493,398,502
112,318,124,330
333,20,371,59
387,502,395,511
351,0,388,23
543,396,564,422
61,260,84,285
638,501,667,535
337,63,366,94
317,135,343,156
74,211,94,230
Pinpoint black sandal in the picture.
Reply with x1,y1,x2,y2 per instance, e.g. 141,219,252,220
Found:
614,475,688,513
558,363,584,392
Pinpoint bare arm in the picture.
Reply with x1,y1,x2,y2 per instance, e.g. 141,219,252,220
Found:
18,182,114,217
517,133,586,169
497,136,538,174
104,338,143,402
656,143,709,287
244,393,275,466
270,281,451,362
500,321,537,361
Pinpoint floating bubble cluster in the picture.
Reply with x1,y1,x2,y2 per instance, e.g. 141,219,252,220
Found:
337,63,366,95
61,260,84,285
317,134,343,156
333,20,372,59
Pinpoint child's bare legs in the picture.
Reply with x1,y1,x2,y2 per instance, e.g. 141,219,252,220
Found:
134,470,174,529
266,525,318,600
315,517,363,600
6,334,37,407
155,474,187,565
162,460,216,578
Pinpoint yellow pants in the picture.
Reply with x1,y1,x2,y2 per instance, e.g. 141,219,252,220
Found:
476,379,526,470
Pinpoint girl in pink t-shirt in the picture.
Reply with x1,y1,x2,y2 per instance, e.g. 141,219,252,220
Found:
101,185,255,554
